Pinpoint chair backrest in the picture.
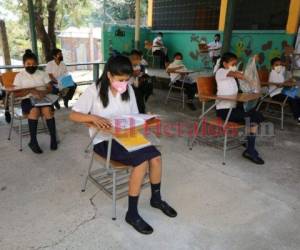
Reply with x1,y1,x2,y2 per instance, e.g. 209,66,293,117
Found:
257,69,269,83
0,71,18,88
144,40,153,50
196,76,217,101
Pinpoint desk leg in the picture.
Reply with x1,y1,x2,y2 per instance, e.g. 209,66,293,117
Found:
189,102,217,149
222,108,233,165
8,93,15,140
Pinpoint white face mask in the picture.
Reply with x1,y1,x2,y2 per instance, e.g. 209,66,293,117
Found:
274,65,282,73
174,59,183,65
229,65,237,72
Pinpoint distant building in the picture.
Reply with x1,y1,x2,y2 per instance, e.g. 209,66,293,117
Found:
58,27,102,70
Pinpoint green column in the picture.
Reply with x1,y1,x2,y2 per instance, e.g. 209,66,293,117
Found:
222,0,237,54
27,0,38,58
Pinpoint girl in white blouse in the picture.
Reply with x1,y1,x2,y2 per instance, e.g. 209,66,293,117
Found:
215,52,264,165
70,55,177,235
13,50,58,154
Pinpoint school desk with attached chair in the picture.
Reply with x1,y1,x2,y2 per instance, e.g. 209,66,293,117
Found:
257,80,297,130
189,90,261,165
82,118,161,220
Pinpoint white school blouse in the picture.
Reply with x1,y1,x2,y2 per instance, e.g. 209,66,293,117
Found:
215,68,238,110
72,83,139,145
268,68,285,97
13,70,50,99
152,36,164,53
46,60,68,79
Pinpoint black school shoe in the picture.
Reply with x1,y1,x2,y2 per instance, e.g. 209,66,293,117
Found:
242,150,264,165
125,213,153,235
54,101,61,110
28,142,43,154
150,200,177,217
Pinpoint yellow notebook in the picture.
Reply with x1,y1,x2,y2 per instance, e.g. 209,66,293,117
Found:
114,132,151,152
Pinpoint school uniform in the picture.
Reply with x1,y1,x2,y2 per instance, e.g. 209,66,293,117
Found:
130,64,154,113
208,40,222,64
167,61,197,101
72,83,160,167
215,68,264,124
269,68,300,120
13,70,52,114
152,36,168,68
46,60,77,106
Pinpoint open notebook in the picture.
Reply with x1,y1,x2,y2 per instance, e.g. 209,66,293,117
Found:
110,114,158,152
110,114,158,130
30,94,59,107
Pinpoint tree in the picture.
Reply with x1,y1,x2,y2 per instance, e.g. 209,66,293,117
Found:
2,0,91,62
0,19,12,68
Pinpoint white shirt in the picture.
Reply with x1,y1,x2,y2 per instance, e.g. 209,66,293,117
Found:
215,68,239,110
208,40,222,58
72,83,139,145
167,61,188,83
46,60,68,79
13,70,50,99
268,68,285,97
152,36,164,53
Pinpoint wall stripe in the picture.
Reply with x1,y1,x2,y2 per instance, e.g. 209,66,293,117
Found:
218,0,228,31
147,0,153,27
286,0,300,34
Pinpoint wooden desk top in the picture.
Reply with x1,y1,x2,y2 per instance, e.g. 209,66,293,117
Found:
260,81,296,87
2,85,46,93
200,93,261,103
86,118,161,136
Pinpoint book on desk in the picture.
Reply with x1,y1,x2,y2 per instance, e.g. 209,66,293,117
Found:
30,94,59,107
110,114,158,152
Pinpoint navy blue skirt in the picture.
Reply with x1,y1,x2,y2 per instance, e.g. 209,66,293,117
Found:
94,140,161,167
21,98,54,114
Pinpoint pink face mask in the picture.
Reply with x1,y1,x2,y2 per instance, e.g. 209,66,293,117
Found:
111,80,128,94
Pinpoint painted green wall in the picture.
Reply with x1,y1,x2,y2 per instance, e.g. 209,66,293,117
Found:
102,24,151,60
102,24,296,70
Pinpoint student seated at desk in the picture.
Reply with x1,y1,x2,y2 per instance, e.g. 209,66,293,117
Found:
69,55,177,235
129,49,154,113
215,52,264,165
13,49,58,154
166,52,198,110
46,48,77,109
269,57,300,124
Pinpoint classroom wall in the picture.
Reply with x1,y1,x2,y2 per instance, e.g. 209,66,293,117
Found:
102,24,151,61
102,24,296,70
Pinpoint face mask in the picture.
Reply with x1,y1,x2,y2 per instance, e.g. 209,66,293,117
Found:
174,60,183,65
25,66,38,74
274,65,282,73
229,65,237,72
111,80,128,94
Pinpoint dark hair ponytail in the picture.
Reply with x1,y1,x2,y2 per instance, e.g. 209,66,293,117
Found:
220,52,237,69
22,49,38,64
96,55,133,108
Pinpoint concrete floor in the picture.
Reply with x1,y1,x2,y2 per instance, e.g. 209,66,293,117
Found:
0,88,300,250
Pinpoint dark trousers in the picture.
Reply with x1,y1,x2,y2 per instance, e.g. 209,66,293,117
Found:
51,84,77,102
132,77,154,113
216,106,264,125
153,50,168,69
174,81,197,100
272,94,300,119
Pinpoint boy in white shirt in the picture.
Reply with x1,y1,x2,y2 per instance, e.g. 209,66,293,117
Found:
46,48,77,108
269,57,300,124
208,34,222,65
152,32,168,69
166,52,197,110
129,50,154,113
